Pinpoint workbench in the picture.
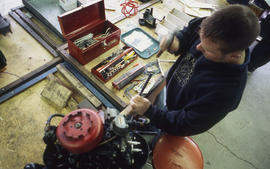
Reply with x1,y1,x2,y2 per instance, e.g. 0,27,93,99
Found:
56,25,175,110
7,0,177,110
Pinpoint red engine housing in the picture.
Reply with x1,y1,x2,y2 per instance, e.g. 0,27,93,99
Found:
56,109,104,154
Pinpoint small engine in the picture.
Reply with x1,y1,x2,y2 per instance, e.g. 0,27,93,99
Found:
24,109,151,169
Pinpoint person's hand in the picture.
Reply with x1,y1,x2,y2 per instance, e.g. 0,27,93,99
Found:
156,33,174,58
156,35,168,57
130,95,151,116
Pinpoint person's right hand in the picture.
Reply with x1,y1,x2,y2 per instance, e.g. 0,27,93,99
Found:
156,33,175,57
156,35,168,58
130,95,151,116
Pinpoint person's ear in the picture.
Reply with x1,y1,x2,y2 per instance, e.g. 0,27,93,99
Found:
226,50,243,59
224,50,245,64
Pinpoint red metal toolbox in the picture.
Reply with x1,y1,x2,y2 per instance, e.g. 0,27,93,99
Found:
58,0,121,65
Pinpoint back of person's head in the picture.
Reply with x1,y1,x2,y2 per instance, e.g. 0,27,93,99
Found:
200,4,260,54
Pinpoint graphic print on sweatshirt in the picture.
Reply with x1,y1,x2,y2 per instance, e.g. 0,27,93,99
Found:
174,52,197,87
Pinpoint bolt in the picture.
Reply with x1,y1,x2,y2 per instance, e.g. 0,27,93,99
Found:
75,122,82,129
132,148,142,152
128,141,140,145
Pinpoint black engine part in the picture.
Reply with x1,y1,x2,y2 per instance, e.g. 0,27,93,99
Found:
42,132,149,169
24,113,152,169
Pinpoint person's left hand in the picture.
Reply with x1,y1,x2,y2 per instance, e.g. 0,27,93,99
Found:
130,95,151,116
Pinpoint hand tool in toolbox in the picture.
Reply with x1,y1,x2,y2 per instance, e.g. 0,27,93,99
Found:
91,47,138,82
112,64,145,90
58,0,121,65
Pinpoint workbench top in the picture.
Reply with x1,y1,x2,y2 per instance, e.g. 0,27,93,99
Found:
57,1,176,108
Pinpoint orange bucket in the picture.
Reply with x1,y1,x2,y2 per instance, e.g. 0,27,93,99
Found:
153,134,204,169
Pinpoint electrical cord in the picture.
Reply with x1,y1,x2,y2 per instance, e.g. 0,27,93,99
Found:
44,114,65,131
120,0,139,17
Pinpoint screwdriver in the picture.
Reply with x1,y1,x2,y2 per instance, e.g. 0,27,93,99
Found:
139,73,153,96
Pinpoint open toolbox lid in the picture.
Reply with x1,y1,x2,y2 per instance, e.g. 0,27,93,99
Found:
58,0,105,38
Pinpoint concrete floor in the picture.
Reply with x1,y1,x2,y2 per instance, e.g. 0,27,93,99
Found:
1,0,270,169
192,64,270,169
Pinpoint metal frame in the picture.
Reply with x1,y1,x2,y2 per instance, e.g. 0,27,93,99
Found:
9,10,59,57
15,9,59,48
0,57,63,103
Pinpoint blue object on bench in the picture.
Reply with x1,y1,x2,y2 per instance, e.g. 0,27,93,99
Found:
120,27,160,59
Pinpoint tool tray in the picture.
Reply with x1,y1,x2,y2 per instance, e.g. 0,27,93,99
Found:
91,47,138,82
120,27,160,59
58,0,121,65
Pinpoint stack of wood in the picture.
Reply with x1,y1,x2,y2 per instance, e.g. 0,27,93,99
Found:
41,64,103,112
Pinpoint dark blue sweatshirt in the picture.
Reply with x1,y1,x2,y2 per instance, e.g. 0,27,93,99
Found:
144,18,250,136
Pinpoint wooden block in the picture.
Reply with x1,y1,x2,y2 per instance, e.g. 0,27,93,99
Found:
47,73,75,93
57,64,102,109
47,73,59,82
67,97,78,111
41,80,72,109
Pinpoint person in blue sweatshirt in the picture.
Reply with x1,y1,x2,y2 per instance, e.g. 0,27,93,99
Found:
129,4,260,136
